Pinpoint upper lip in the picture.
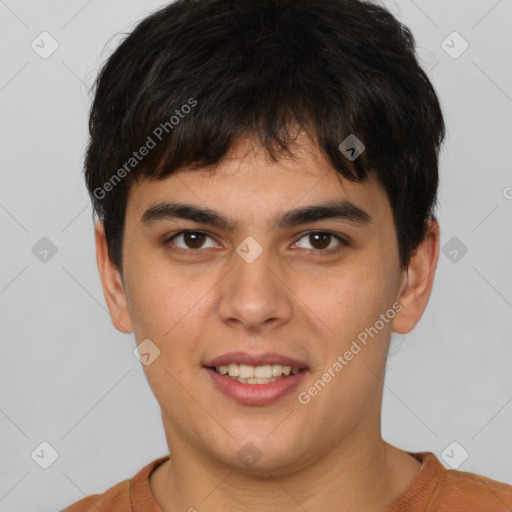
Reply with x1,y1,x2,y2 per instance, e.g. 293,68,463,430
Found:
204,352,308,369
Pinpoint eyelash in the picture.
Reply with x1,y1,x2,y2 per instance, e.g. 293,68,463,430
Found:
163,230,349,255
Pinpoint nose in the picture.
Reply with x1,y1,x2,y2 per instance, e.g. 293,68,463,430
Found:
217,241,294,332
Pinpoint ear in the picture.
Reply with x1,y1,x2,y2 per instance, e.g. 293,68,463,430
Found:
94,221,133,334
393,219,440,334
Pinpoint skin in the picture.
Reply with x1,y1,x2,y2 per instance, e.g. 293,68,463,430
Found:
95,132,439,512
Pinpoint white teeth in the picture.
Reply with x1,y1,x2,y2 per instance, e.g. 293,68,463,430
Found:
239,364,254,379
246,377,276,384
227,363,239,377
272,365,283,377
215,363,301,379
255,365,272,379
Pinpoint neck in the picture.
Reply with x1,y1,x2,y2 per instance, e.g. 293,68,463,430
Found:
150,422,421,512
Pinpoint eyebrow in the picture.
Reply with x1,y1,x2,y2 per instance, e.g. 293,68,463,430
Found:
140,200,372,231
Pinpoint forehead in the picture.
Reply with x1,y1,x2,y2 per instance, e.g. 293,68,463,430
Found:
125,135,391,227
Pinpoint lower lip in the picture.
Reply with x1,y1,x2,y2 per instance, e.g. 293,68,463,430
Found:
204,367,308,406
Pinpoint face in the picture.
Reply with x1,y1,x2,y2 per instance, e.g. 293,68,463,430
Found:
97,133,437,475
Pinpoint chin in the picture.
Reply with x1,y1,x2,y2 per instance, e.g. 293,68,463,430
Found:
212,433,308,475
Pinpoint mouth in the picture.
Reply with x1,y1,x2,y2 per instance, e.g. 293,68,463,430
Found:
202,352,309,405
206,363,305,384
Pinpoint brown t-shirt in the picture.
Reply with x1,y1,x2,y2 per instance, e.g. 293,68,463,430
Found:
60,451,512,511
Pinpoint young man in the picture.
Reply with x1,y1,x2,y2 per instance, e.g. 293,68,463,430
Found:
63,0,512,510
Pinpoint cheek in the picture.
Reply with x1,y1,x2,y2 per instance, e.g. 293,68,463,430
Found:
126,261,198,338
302,263,392,342
127,265,220,378
127,270,205,400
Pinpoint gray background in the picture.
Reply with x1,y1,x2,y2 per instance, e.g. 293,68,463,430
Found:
0,1,511,510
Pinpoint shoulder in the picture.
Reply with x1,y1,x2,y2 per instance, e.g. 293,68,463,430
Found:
428,465,512,511
60,479,130,512
389,452,512,512
60,456,170,512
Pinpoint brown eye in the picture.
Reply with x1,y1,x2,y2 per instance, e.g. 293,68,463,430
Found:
183,232,206,249
309,232,331,249
165,231,218,251
295,231,346,251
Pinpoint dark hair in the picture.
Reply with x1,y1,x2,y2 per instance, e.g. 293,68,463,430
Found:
84,0,445,273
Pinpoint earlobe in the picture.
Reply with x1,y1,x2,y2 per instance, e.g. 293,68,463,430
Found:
94,221,133,334
393,220,440,334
